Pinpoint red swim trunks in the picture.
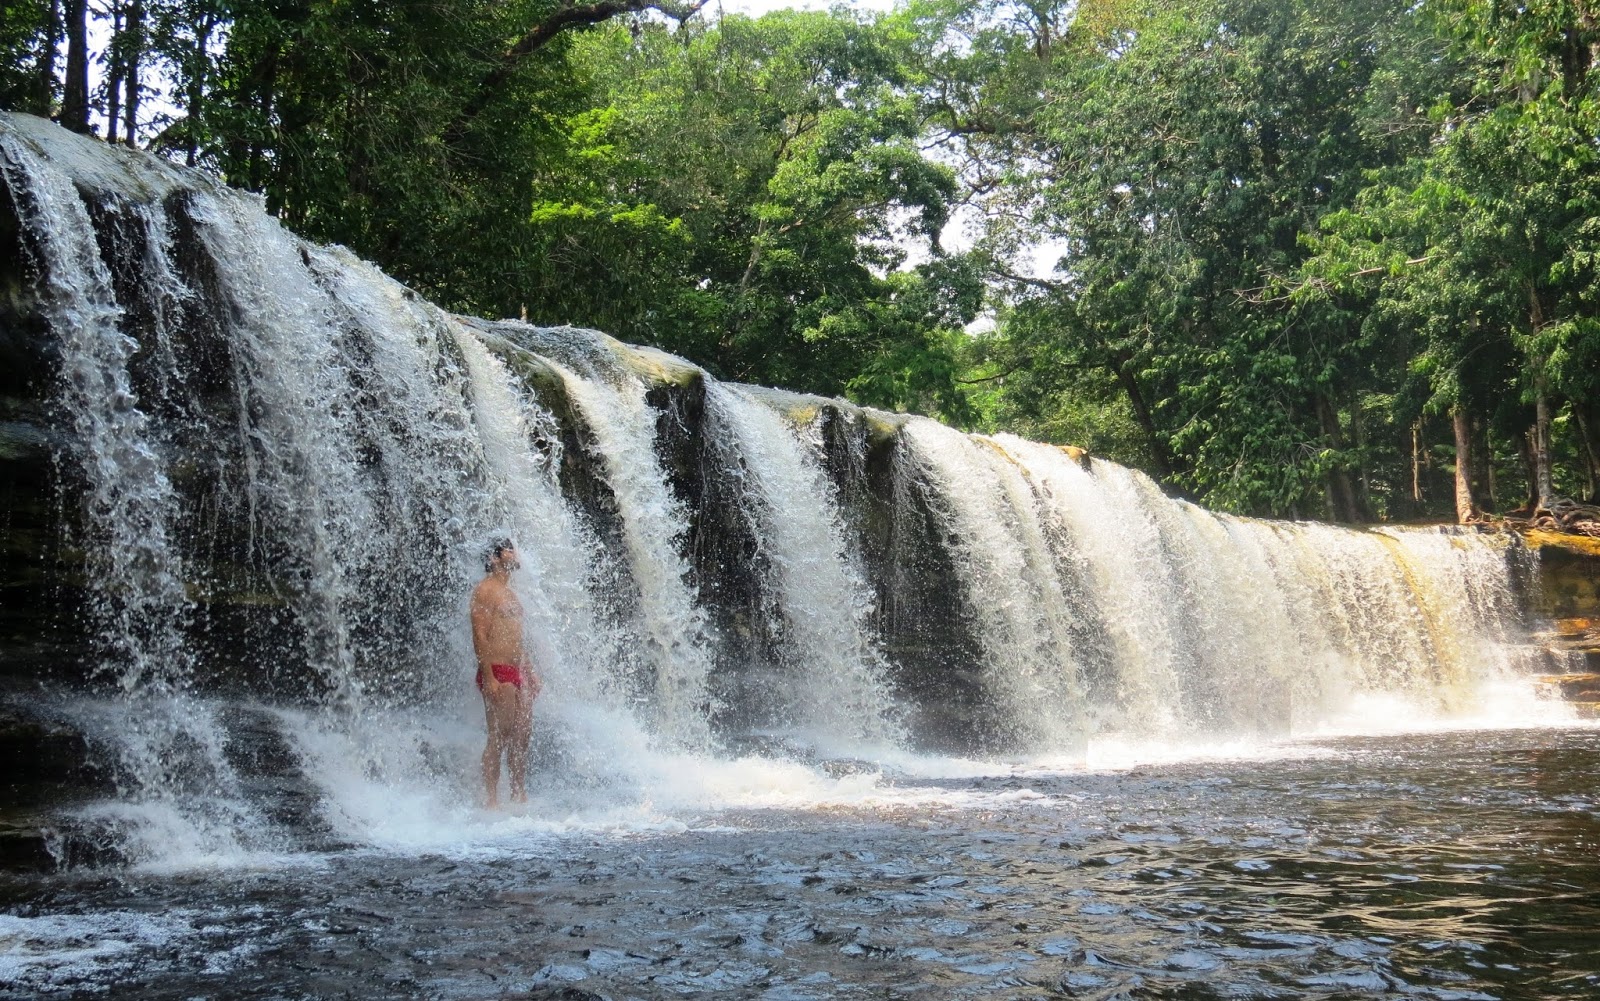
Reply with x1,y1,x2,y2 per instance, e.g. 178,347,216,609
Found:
476,663,524,690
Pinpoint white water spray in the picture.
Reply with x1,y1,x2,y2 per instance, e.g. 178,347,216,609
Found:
547,358,717,752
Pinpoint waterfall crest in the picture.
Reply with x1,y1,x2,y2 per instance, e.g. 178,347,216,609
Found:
0,112,1571,864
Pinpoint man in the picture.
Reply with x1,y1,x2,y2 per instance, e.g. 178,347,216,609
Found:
470,538,542,807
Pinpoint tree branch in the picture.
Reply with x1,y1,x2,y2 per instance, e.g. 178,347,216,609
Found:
991,263,1068,292
450,0,708,139
1235,256,1436,304
956,364,1025,385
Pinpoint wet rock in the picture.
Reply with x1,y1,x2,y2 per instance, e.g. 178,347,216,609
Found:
0,698,110,810
1514,532,1600,711
520,988,611,1001
0,816,57,870
1520,530,1600,620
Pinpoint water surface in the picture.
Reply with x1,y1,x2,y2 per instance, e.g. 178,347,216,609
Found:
4,724,1597,1000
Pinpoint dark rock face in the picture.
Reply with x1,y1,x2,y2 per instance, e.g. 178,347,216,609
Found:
854,426,991,746
0,156,78,695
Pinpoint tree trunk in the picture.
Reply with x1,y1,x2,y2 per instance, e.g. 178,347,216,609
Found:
1518,428,1540,513
1532,389,1557,512
1424,419,1438,506
1410,419,1423,505
1470,416,1491,507
123,0,143,146
1315,392,1364,522
61,0,91,133
1478,438,1491,511
1575,403,1600,502
106,6,124,144
1110,355,1174,480
34,0,61,115
1352,398,1373,515
227,43,280,190
1527,289,1557,512
1452,406,1482,523
184,15,216,167
253,56,278,190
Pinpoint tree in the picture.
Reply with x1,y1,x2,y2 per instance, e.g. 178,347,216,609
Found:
60,0,89,132
519,9,976,411
1305,0,1600,526
969,0,1448,518
0,1,56,115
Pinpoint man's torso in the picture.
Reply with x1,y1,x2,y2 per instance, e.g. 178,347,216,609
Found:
472,579,524,667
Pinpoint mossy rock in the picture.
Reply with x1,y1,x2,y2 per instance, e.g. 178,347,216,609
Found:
1520,529,1600,620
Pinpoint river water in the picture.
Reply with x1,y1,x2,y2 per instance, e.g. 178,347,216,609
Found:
4,721,1598,1000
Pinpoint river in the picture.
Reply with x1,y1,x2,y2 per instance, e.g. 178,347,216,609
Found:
4,721,1597,1000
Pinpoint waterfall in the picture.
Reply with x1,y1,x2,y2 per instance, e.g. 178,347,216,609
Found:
991,437,1195,734
0,130,288,864
542,354,718,752
0,134,188,695
0,112,1574,865
897,420,1092,751
704,382,901,754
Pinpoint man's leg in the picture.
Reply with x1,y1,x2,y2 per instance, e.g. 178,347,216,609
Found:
482,691,505,808
507,691,533,804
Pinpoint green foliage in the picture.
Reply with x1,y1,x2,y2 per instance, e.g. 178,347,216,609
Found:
0,1,52,114
7,0,1599,518
969,0,1447,516
515,10,975,411
1300,0,1600,511
201,1,591,317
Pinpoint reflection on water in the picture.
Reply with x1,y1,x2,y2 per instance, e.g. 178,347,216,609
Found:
3,725,1597,1000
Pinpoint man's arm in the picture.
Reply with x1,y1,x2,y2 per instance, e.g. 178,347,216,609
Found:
469,586,502,694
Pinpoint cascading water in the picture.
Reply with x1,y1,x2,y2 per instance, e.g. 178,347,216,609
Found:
993,436,1209,734
703,382,901,754
539,350,718,752
896,420,1094,751
0,129,279,863
0,112,1577,869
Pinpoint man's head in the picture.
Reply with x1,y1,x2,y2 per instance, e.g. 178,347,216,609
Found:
483,537,519,574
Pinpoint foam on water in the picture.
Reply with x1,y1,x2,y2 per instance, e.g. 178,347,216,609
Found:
251,692,1588,856
0,903,284,992
0,912,189,988
1301,685,1584,738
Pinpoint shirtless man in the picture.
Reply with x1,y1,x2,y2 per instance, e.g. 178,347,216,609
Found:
470,538,542,808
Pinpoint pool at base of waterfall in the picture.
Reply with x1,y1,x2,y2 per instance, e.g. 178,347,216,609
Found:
3,724,1598,1001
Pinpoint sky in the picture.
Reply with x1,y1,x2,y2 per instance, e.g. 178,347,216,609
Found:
720,0,898,14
